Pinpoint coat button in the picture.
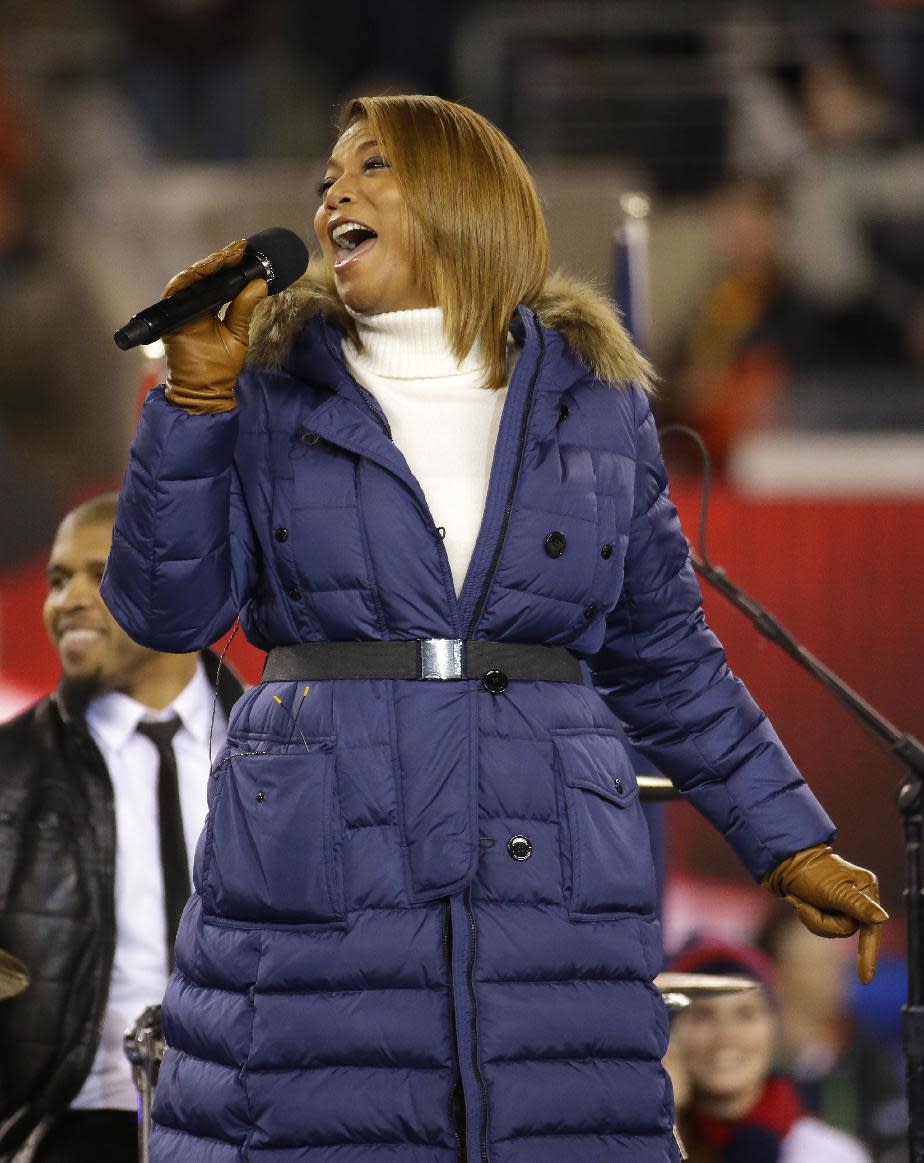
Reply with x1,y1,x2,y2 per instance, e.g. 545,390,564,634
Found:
544,531,566,558
601,543,613,559
482,669,508,695
287,585,301,601
300,429,320,446
274,527,289,542
613,777,624,796
507,834,532,861
584,603,598,619
558,403,569,423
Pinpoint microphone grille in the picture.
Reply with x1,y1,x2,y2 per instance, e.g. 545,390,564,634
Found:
245,227,310,294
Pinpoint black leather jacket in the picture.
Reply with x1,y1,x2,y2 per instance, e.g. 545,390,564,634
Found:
0,653,243,1159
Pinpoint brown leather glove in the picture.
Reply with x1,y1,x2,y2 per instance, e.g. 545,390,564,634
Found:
162,238,268,415
762,843,888,984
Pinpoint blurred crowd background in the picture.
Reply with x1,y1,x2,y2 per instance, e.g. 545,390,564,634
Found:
2,0,924,519
0,2,922,1156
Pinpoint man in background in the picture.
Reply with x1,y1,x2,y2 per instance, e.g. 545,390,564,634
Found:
0,493,243,1161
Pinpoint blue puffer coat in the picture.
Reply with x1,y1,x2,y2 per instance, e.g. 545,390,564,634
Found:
101,274,834,1163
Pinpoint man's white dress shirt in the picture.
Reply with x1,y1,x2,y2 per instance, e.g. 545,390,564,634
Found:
72,659,226,1111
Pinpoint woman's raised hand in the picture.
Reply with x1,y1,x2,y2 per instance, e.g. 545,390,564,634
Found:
162,239,268,415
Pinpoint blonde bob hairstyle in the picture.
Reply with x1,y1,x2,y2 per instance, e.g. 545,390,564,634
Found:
333,94,550,389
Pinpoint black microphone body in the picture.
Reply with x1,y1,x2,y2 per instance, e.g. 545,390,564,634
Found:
114,227,309,351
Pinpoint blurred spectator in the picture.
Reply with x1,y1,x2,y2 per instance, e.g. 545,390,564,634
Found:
872,7,924,139
662,178,799,471
111,0,260,161
786,52,924,369
290,0,460,112
0,57,71,567
0,57,129,569
664,937,872,1162
758,904,907,1163
0,214,119,569
0,493,243,1160
729,36,924,381
0,59,32,283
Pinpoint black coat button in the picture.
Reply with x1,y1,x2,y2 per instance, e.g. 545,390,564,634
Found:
274,528,289,542
482,669,508,695
613,777,624,795
584,603,598,619
287,586,301,601
601,543,613,559
544,531,566,558
300,430,320,446
507,834,532,861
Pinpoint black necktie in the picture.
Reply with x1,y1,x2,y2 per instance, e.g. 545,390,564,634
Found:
136,715,190,971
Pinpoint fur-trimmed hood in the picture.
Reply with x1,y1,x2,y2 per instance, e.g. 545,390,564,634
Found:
247,259,654,392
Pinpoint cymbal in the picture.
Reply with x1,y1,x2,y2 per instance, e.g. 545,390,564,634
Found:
654,972,759,1008
0,949,29,1000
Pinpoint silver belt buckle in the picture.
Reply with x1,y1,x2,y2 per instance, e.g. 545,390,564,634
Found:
418,638,464,680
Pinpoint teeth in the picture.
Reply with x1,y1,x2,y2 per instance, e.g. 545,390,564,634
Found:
59,628,102,645
331,221,374,251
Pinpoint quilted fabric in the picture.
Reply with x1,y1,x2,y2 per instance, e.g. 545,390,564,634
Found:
101,305,834,1162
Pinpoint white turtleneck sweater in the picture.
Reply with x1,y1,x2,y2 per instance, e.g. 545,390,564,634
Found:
343,308,518,597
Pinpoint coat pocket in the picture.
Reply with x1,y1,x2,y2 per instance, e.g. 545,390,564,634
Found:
201,740,344,924
552,729,657,919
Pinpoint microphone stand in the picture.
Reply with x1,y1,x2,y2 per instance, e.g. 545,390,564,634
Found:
123,1005,165,1163
670,470,924,1161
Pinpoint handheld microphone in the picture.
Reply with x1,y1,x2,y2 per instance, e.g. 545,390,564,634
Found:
113,227,310,350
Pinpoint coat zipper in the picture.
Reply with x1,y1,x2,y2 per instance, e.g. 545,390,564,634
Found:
464,888,490,1162
444,905,465,1161
323,315,547,1161
322,315,547,641
321,327,462,632
321,327,393,441
68,724,118,1098
465,323,545,639
89,741,118,1081
459,320,545,1160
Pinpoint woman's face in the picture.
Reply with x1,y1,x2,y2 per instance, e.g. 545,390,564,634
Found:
313,119,432,315
670,990,777,1117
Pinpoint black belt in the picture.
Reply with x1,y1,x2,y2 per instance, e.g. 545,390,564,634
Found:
262,639,583,692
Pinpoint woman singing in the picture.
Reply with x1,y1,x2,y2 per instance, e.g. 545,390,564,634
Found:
102,94,885,1162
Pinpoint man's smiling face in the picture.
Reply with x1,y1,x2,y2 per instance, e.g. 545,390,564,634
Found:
43,515,154,693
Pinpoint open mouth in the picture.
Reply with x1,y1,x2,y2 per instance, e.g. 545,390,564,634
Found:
330,220,378,268
56,627,105,659
58,627,104,646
